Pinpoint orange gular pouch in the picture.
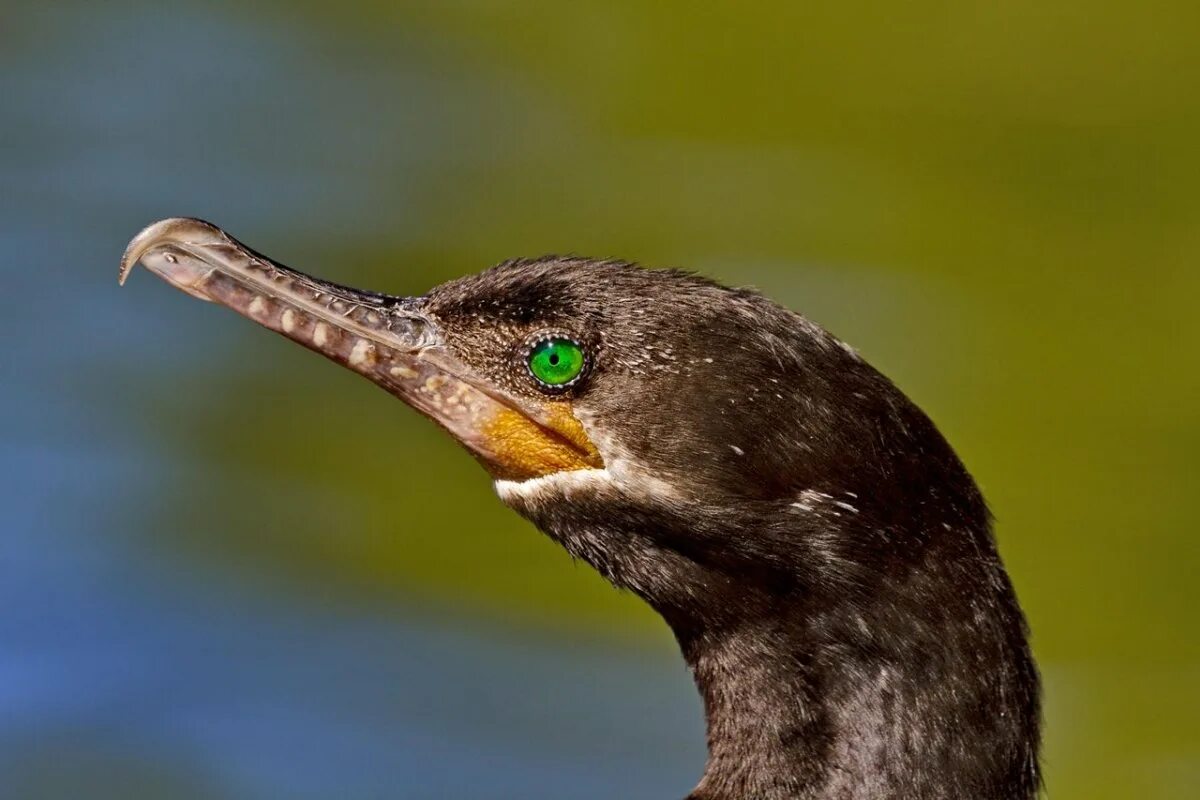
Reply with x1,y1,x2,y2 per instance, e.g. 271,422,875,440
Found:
480,403,603,481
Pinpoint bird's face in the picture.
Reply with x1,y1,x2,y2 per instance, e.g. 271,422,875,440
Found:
420,255,845,499
123,219,889,602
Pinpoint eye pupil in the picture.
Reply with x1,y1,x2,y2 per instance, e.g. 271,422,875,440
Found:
527,336,586,389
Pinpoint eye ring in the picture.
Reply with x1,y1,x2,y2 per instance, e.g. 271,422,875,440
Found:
523,332,589,392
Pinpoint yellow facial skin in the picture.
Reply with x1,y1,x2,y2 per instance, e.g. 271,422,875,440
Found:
482,403,603,481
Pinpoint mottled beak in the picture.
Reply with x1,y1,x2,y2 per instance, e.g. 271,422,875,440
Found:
119,218,600,479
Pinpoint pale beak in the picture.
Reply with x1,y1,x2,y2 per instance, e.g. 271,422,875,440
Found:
120,218,600,479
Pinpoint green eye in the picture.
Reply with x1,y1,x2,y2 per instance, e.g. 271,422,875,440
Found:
527,336,586,389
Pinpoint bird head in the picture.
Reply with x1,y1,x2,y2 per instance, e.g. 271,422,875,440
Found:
121,218,982,618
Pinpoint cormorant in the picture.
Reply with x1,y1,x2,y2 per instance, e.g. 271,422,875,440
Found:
120,218,1041,800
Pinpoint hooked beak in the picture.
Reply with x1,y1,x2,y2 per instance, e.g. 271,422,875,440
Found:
120,218,601,480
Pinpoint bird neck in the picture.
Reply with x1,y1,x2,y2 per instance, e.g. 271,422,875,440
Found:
664,542,1040,800
679,619,827,800
500,471,1039,798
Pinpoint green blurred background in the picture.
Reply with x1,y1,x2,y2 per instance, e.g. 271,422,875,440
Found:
2,1,1197,797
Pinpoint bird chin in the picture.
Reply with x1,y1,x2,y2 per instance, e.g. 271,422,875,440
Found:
494,466,614,503
493,453,682,509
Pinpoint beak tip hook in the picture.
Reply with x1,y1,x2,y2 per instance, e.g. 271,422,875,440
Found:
118,216,223,287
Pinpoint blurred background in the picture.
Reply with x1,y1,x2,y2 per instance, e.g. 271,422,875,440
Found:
2,1,1197,797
